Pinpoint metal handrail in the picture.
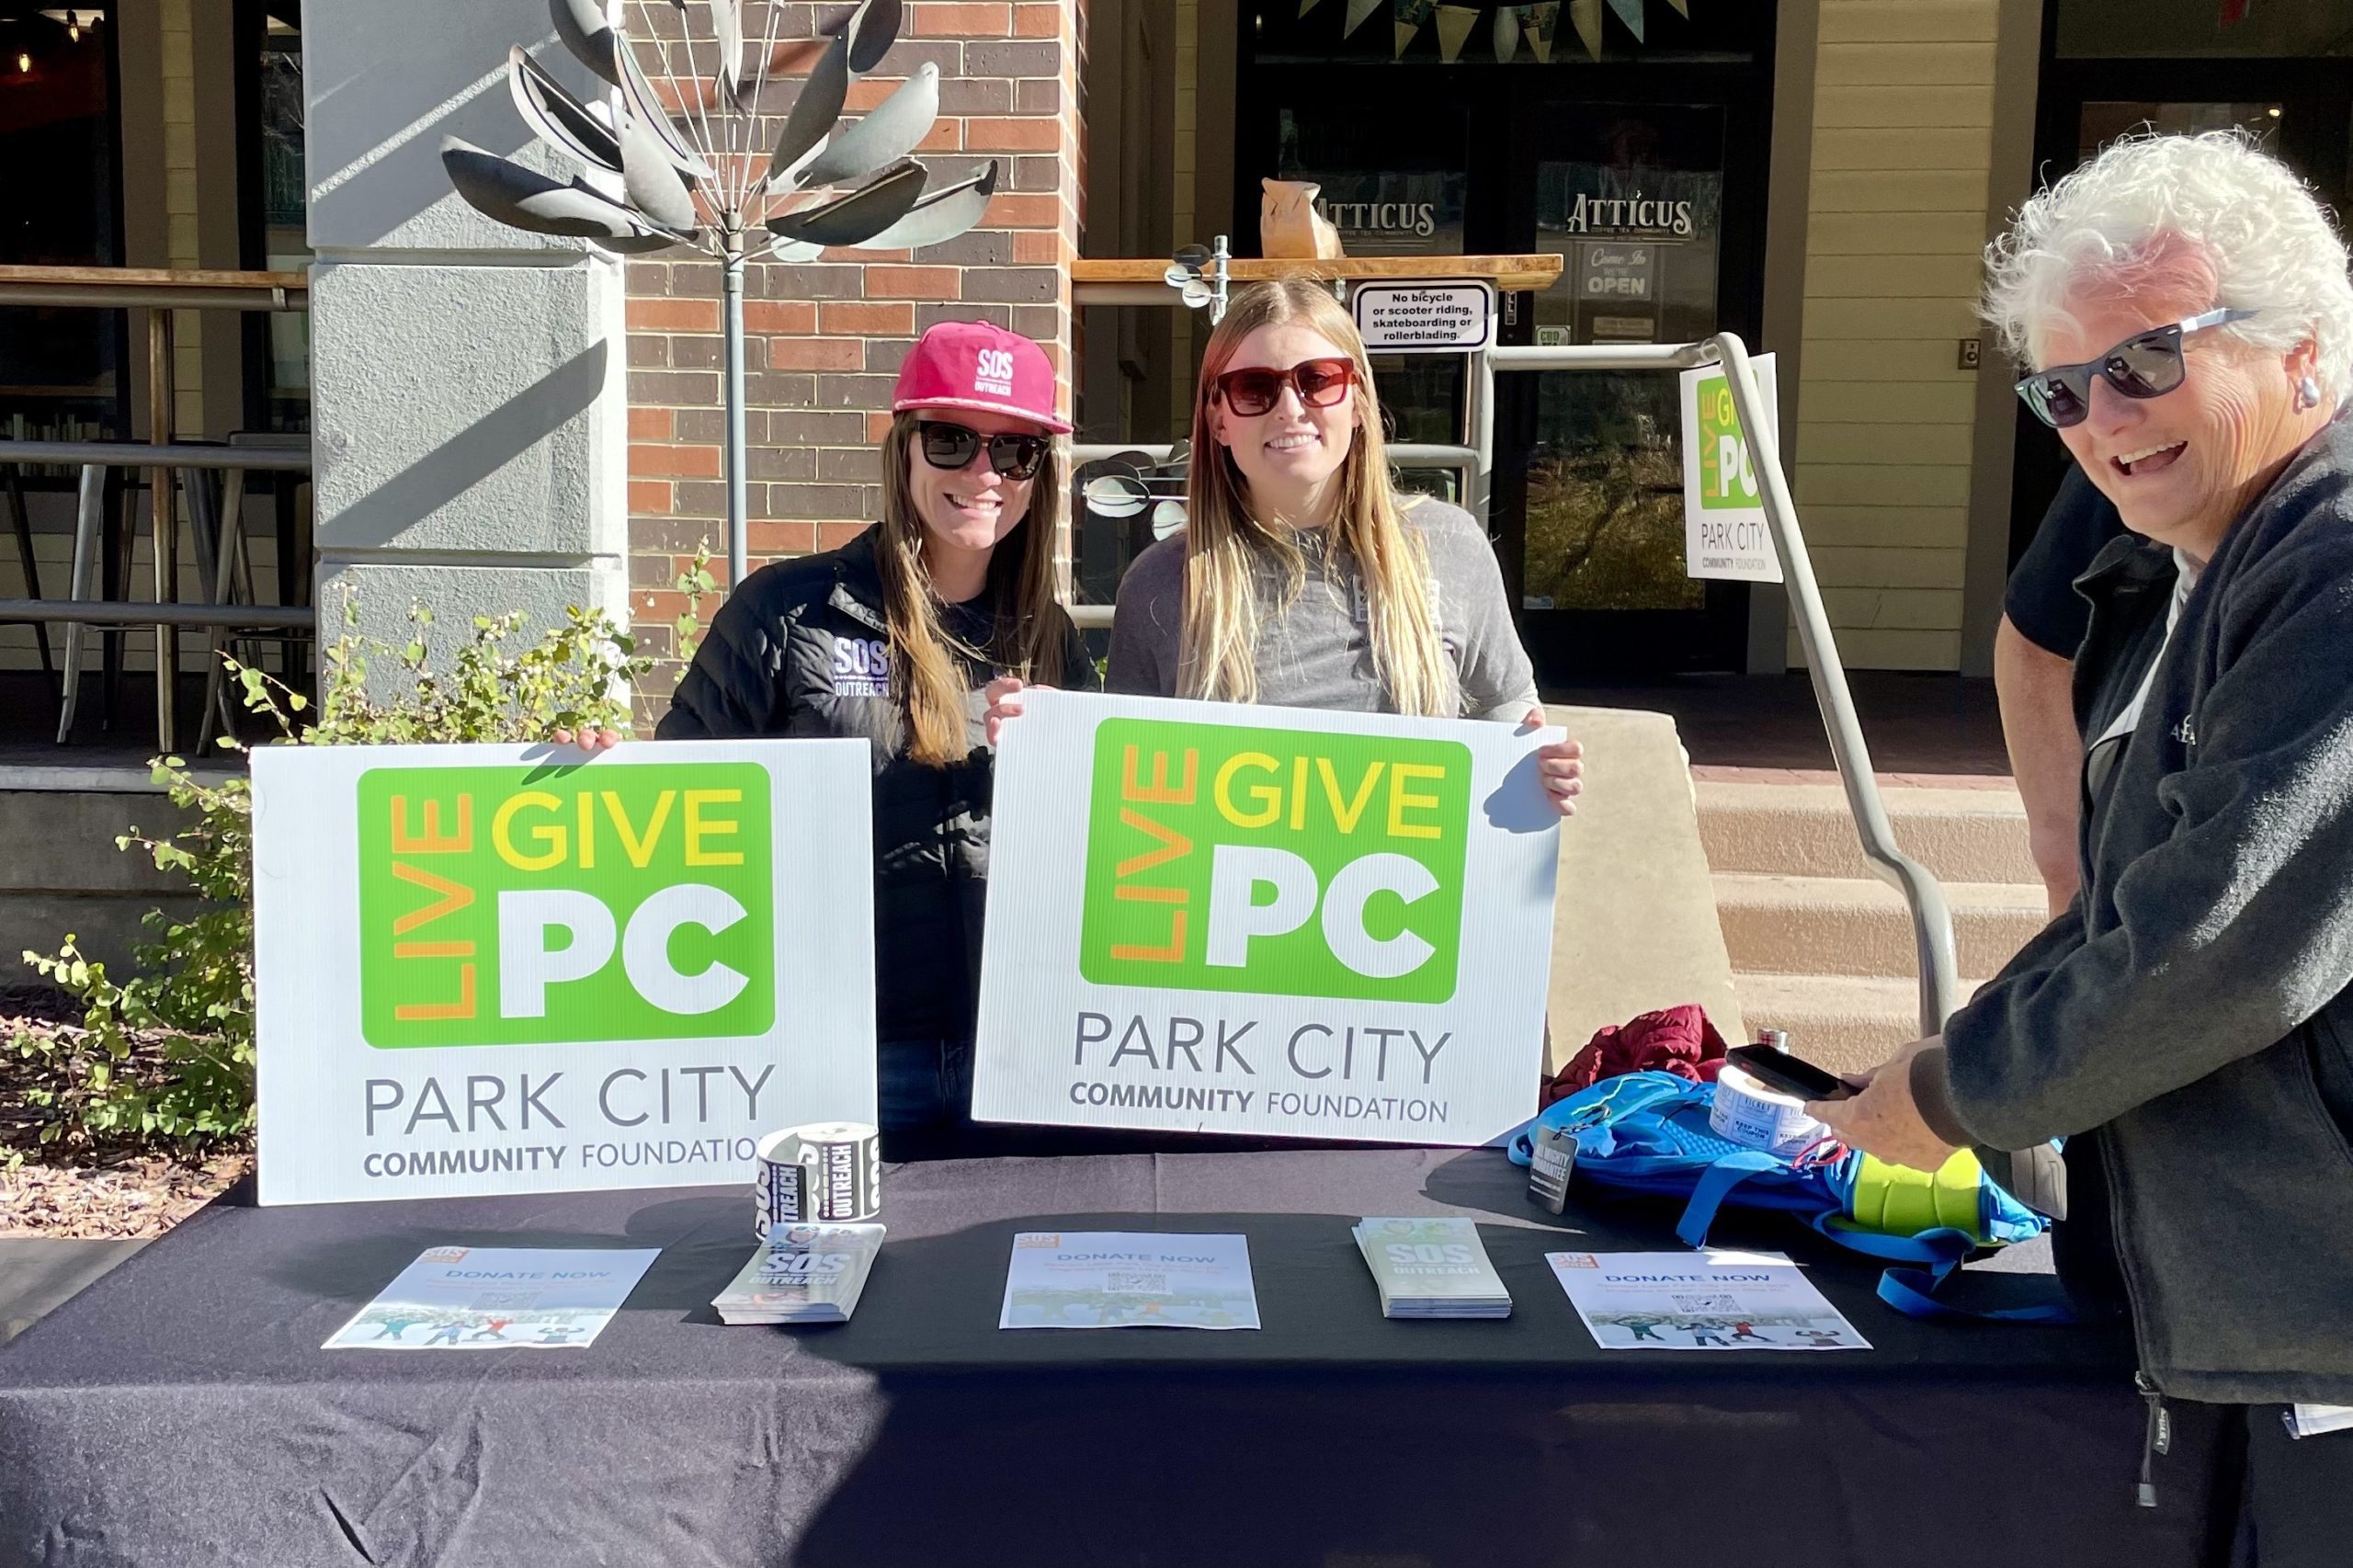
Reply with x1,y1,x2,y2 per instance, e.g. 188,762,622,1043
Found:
1474,336,1961,1036
1066,442,1485,631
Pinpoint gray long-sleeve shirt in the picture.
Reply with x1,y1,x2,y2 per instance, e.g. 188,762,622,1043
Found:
1105,498,1540,720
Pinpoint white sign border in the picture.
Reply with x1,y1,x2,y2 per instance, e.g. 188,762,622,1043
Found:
252,739,876,1207
972,691,1561,1147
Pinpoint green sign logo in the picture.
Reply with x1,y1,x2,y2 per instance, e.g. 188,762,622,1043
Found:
1078,718,1471,1003
356,764,775,1049
1694,371,1760,510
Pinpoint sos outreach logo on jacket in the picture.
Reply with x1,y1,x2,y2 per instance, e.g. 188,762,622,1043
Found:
972,692,1561,1146
252,742,877,1207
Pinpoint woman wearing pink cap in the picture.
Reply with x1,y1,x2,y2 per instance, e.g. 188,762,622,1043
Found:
655,320,1097,1156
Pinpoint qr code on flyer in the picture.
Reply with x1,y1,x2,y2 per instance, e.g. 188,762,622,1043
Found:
1672,1293,1739,1312
1107,1272,1169,1294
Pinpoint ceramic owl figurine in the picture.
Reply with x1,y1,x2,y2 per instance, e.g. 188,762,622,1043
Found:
1260,179,1346,260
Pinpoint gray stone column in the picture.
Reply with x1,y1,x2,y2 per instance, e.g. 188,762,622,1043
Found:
303,0,629,682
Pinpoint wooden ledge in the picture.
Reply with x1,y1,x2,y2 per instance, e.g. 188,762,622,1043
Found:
0,265,310,290
1072,254,1564,293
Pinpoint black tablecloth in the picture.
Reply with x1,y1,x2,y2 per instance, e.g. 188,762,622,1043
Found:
0,1149,2226,1568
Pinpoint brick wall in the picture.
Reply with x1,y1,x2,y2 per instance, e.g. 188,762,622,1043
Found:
624,0,1086,725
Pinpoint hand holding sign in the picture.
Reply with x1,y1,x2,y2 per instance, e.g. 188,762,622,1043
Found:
972,692,1562,1144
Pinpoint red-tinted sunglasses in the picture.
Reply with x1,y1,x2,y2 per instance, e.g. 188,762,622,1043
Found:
1211,357,1357,417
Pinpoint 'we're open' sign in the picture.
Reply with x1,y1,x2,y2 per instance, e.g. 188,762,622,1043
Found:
254,742,875,1206
975,693,1561,1144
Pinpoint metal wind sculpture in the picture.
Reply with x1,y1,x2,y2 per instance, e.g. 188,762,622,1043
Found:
443,0,1000,589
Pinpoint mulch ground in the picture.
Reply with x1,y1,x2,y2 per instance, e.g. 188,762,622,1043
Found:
1,983,251,1240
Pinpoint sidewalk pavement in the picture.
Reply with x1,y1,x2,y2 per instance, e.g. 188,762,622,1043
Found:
1,1238,148,1345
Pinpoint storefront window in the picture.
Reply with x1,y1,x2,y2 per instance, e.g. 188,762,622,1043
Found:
0,6,124,457
2056,0,2352,59
1521,106,1722,612
2077,99,2282,156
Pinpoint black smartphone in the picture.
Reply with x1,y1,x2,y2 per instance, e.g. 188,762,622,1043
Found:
1725,1043,1855,1103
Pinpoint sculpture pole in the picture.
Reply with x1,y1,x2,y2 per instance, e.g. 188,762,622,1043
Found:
444,0,1002,603
722,232,749,586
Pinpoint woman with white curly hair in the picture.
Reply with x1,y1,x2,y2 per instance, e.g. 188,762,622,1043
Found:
1809,131,2353,1555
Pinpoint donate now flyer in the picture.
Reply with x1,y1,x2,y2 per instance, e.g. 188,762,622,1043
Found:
999,1232,1261,1330
323,1246,661,1350
972,692,1563,1145
1547,1250,1870,1352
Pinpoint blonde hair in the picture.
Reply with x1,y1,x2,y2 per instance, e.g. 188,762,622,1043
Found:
875,412,1070,767
1181,278,1451,715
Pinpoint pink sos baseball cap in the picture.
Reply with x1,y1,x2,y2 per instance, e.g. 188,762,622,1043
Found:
891,320,1071,435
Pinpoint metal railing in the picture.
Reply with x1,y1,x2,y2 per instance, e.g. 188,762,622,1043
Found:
1064,441,1480,631
1475,337,1959,1034
0,442,317,752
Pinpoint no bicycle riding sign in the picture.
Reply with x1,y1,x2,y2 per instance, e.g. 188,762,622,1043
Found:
252,741,876,1206
974,692,1563,1143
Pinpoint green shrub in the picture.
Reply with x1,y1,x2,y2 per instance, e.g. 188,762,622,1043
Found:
12,595,675,1158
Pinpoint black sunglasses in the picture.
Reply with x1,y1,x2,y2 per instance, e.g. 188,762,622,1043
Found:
917,420,1049,482
2015,308,2257,429
1211,357,1357,417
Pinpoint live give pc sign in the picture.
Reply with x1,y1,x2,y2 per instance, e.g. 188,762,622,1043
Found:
251,740,876,1206
973,692,1563,1144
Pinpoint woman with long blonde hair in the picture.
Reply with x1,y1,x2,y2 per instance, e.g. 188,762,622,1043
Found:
650,321,1096,1155
995,278,1578,810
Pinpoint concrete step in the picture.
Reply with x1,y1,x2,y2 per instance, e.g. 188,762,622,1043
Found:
1732,971,1989,1076
1697,781,2038,886
1712,870,2047,981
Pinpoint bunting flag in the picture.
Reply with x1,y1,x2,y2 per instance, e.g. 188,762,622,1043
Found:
1525,1,1558,62
1568,0,1603,59
1313,0,1668,62
1435,4,1480,61
1393,0,1436,57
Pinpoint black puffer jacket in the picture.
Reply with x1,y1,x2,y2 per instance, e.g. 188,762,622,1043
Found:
656,525,1097,1043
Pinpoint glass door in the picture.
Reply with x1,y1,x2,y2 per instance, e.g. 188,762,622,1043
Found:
1495,98,1764,677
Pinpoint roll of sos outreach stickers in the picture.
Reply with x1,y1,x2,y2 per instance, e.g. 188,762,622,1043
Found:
754,1131,807,1238
756,1122,881,1234
1708,1064,1828,1158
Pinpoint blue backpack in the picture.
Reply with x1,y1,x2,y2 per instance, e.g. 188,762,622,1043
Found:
1508,1071,2060,1322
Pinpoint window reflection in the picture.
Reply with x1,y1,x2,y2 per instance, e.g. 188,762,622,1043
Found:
0,6,123,459
1521,108,1723,612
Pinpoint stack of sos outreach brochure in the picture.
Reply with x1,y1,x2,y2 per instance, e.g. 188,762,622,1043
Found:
712,1223,885,1324
1353,1217,1512,1319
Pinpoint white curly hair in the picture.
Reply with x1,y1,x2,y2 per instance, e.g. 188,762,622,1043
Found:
1983,131,2353,398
